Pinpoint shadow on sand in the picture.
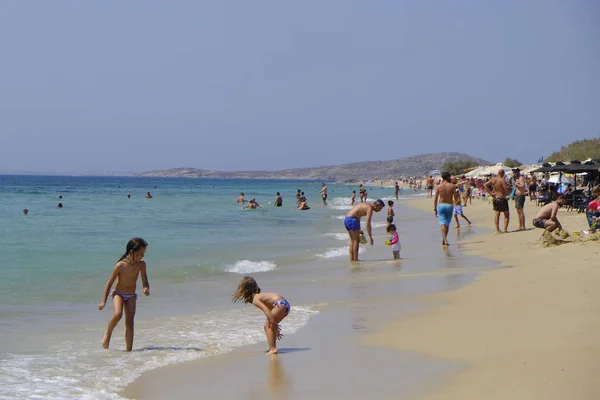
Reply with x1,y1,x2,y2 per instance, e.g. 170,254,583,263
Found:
273,347,311,354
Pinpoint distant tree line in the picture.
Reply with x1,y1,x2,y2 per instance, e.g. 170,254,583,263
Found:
546,137,600,162
441,160,479,175
442,158,522,175
503,158,522,168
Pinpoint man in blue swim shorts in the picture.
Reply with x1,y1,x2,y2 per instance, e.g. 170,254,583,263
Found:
434,172,458,246
344,200,385,262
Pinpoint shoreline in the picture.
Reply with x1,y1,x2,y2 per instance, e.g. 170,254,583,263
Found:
122,196,599,399
121,201,500,399
367,197,600,399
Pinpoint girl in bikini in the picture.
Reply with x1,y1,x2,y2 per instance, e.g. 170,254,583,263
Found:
99,237,150,351
233,277,290,355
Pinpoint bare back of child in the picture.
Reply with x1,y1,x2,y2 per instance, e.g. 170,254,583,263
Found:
233,277,290,355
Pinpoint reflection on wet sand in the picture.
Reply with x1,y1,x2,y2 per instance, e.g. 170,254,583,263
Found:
268,355,290,398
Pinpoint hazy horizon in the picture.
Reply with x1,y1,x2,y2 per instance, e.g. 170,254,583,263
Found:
1,2,598,174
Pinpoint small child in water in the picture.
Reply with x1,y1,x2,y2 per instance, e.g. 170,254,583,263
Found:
386,224,401,259
99,237,150,351
233,277,290,355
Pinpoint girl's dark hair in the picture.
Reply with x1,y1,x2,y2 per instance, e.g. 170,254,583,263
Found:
119,237,148,262
387,224,397,233
232,276,261,304
388,200,394,206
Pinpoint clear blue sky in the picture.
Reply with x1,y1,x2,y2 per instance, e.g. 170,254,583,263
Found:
0,1,598,174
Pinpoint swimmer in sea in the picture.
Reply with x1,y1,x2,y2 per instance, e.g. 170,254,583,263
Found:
319,183,328,206
244,198,263,209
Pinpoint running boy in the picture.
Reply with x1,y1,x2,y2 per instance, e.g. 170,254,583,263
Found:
233,277,290,355
99,237,150,351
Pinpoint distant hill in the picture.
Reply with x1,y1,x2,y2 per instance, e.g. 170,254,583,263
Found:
136,152,491,180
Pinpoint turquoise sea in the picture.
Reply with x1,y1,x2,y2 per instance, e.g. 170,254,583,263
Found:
0,175,492,399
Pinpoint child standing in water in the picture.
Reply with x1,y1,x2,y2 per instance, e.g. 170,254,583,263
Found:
233,277,290,355
99,237,150,351
386,224,401,259
387,200,395,228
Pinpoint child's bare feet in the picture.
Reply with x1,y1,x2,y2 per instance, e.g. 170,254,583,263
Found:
102,333,111,349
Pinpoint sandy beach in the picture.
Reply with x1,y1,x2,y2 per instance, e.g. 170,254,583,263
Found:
123,196,600,400
368,196,600,399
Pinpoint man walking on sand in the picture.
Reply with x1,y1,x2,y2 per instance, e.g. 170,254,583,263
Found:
344,200,385,262
513,168,528,231
532,195,567,237
484,169,511,233
426,176,435,199
434,172,457,246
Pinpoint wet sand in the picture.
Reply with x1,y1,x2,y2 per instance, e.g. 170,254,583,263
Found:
367,197,600,399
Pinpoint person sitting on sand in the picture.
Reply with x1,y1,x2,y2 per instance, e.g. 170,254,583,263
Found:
532,195,567,236
244,198,263,209
344,199,385,262
587,187,600,229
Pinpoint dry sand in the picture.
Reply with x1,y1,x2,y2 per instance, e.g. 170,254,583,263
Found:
367,197,600,399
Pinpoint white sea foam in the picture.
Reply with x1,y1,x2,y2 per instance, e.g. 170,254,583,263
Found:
225,260,276,274
324,233,348,241
332,215,346,220
328,197,353,210
371,222,389,229
329,197,352,206
315,246,365,259
0,306,318,400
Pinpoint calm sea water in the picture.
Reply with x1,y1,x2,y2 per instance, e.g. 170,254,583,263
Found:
1,175,420,399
